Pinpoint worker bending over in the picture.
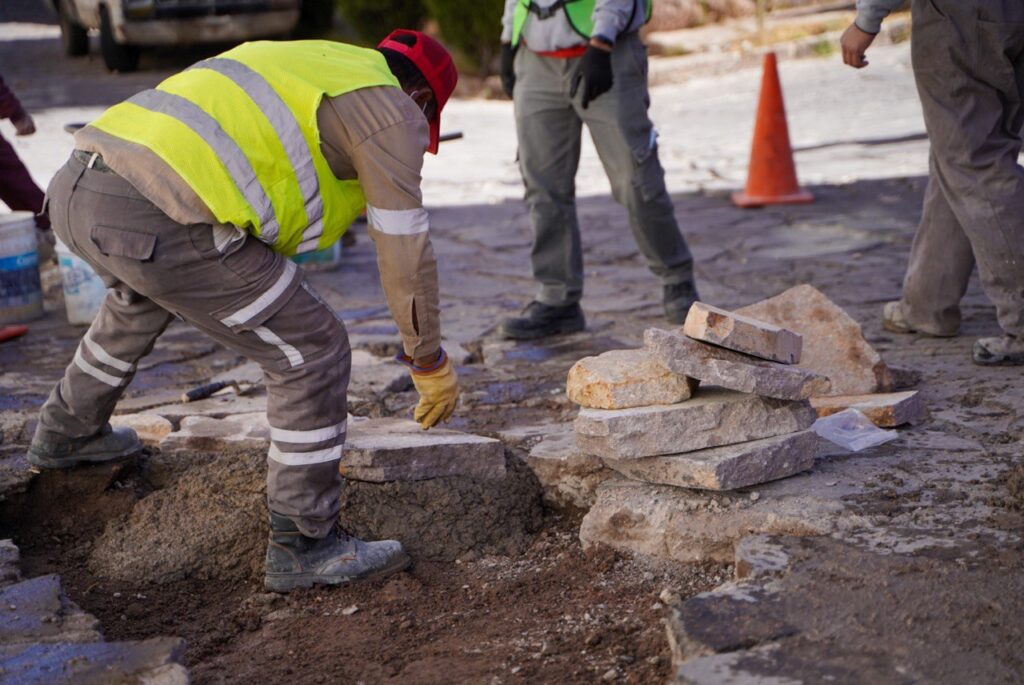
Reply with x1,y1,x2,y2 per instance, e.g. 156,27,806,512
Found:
842,0,1024,365
28,31,461,591
498,0,699,339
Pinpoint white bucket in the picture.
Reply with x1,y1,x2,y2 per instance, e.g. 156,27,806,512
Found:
56,240,106,325
0,211,43,325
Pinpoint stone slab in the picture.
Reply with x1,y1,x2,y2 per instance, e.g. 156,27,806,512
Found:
602,430,821,491
0,575,100,646
646,328,831,401
811,391,927,427
574,387,816,460
158,412,269,454
0,453,34,503
139,393,268,421
0,638,188,685
683,301,802,364
525,431,614,509
579,478,839,564
737,284,893,396
340,417,506,482
566,348,697,409
110,413,173,447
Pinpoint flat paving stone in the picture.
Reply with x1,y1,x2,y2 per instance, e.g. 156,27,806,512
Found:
0,575,100,646
683,301,802,364
574,387,816,460
646,328,830,401
109,413,173,447
159,413,269,454
602,430,822,491
340,417,506,482
811,390,927,427
0,637,188,685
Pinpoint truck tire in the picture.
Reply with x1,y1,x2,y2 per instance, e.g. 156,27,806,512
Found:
58,0,89,57
99,6,140,72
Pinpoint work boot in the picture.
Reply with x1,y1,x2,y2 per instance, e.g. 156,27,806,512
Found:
498,301,585,340
973,335,1024,366
27,424,142,470
664,281,699,325
881,301,957,337
265,512,410,593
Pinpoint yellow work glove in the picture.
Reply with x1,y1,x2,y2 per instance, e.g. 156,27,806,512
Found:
403,350,459,430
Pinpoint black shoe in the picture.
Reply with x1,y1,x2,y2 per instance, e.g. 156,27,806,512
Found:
498,301,585,341
265,512,410,593
664,281,699,325
27,424,142,470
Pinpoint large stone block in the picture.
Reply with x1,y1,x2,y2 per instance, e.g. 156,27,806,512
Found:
737,284,893,395
811,391,926,427
0,575,100,646
566,348,697,409
525,431,614,509
602,430,821,491
340,418,506,482
574,387,816,459
645,328,830,401
683,301,802,364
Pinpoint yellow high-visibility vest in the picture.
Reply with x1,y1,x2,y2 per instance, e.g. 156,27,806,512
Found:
511,0,652,47
89,40,401,256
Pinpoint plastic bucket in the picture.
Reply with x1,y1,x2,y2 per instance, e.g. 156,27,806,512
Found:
56,240,106,325
0,211,43,325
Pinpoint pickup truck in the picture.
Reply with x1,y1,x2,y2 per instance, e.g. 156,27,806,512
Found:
49,0,302,72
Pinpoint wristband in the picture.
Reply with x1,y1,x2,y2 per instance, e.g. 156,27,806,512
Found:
395,347,448,374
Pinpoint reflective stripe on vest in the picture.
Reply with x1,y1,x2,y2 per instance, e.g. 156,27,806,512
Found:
511,0,652,46
88,41,401,256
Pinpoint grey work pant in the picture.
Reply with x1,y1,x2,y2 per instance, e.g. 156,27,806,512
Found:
901,0,1024,336
38,156,350,538
513,31,695,307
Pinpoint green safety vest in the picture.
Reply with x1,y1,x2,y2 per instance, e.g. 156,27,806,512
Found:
89,41,401,256
511,0,653,47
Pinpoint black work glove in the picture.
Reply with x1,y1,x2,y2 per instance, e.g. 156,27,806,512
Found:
500,42,517,98
570,44,613,109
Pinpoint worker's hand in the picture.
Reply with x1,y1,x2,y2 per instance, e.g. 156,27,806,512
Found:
501,42,516,99
406,351,459,430
840,23,876,69
570,40,614,109
12,113,35,136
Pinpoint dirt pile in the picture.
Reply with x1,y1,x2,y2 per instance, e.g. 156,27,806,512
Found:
88,451,267,584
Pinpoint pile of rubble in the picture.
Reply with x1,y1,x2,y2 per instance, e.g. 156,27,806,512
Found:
528,285,927,562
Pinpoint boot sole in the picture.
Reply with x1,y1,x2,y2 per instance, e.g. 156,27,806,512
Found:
972,353,1024,367
27,444,143,470
498,318,586,341
264,551,412,593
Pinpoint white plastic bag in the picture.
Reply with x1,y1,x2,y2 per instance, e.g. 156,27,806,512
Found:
812,408,899,452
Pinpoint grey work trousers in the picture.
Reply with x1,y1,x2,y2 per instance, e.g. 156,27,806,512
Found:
513,31,695,307
901,0,1024,336
38,156,350,538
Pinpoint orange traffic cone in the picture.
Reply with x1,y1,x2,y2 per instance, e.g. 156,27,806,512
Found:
732,52,813,208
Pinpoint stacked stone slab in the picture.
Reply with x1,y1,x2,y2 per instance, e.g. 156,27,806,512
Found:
566,302,828,498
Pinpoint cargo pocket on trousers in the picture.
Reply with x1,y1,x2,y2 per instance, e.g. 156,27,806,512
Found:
90,225,157,261
630,130,665,203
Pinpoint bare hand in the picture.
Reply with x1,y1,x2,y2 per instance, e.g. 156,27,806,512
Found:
840,24,876,69
12,114,35,136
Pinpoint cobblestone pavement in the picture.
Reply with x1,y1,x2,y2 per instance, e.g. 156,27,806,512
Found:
2,4,1023,683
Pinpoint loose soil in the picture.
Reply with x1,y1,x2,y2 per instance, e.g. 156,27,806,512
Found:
0,458,727,684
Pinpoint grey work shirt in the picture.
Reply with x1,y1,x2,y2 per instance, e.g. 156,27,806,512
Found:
854,0,908,33
501,0,648,50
